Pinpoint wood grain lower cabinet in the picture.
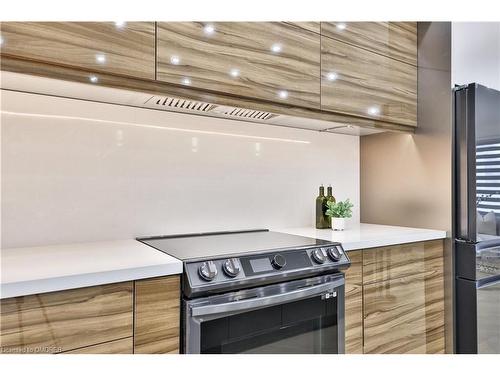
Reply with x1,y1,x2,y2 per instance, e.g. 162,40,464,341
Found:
361,240,445,354
0,241,444,355
0,282,133,354
321,36,417,127
363,272,445,354
344,250,364,354
362,240,444,284
156,22,321,109
62,337,133,354
134,276,180,354
0,276,181,355
0,22,155,79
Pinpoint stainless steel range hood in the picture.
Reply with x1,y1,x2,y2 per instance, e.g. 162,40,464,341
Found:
0,71,382,136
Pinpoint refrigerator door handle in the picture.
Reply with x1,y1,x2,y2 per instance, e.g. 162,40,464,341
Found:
454,84,483,243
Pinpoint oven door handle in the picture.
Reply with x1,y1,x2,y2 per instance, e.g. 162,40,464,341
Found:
190,279,343,317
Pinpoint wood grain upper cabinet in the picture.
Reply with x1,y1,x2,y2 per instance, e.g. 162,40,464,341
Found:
0,22,155,79
320,22,417,127
156,22,321,109
321,22,417,65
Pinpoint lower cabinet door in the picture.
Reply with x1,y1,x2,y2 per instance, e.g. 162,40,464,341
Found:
344,250,364,354
134,276,180,354
62,337,133,354
363,272,445,354
0,282,133,354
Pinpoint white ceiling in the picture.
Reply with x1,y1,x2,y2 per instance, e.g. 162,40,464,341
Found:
452,22,500,90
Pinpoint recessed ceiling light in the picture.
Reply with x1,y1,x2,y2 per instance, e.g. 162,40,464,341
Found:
114,21,126,28
367,106,380,116
89,75,99,83
0,36,4,46
327,72,338,81
203,24,215,35
278,90,288,99
229,68,240,78
95,54,106,64
336,23,347,30
182,77,191,86
271,43,282,53
170,55,181,65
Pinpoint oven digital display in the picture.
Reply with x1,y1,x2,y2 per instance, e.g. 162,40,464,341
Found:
249,258,273,272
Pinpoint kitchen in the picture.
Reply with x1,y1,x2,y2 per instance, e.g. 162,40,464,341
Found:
0,0,499,372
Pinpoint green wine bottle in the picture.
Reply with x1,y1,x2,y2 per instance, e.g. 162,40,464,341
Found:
325,185,336,227
316,185,328,229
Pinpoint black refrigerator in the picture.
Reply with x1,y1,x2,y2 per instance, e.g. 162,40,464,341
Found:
454,83,500,354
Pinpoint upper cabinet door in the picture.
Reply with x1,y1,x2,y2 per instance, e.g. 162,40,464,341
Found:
0,22,155,80
321,22,417,127
321,22,417,66
156,22,321,109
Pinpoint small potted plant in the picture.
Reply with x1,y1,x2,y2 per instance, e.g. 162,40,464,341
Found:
325,199,354,231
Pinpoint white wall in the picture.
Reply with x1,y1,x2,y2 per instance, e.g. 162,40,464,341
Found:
452,22,500,90
1,90,360,248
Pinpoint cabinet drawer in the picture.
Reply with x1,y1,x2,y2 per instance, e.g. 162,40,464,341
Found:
0,282,133,354
321,36,417,127
62,337,133,354
156,22,320,109
0,22,155,79
321,22,417,66
362,240,444,285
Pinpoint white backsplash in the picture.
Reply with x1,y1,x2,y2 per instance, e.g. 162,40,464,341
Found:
1,90,359,248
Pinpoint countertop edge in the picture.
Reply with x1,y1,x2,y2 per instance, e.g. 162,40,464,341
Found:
341,232,447,251
274,225,447,252
1,262,183,299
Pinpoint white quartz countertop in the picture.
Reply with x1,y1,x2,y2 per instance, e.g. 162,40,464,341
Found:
1,224,447,299
274,223,447,251
0,240,183,299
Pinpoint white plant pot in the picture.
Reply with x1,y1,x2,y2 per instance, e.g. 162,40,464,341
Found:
331,218,346,231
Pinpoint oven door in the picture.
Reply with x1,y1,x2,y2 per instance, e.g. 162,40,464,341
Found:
183,274,345,354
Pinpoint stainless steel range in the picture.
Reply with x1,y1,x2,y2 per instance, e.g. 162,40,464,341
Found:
138,229,350,354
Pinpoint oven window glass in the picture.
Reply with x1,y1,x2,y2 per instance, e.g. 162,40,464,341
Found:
199,294,338,354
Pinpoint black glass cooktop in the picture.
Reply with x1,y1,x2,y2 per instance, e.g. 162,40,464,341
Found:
138,229,334,262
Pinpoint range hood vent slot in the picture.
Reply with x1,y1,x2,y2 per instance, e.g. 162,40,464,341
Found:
144,95,277,122
144,96,216,112
215,107,277,121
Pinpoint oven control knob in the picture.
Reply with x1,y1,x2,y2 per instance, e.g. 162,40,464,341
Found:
327,247,342,262
199,261,218,281
311,248,327,264
223,258,241,278
271,254,286,270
